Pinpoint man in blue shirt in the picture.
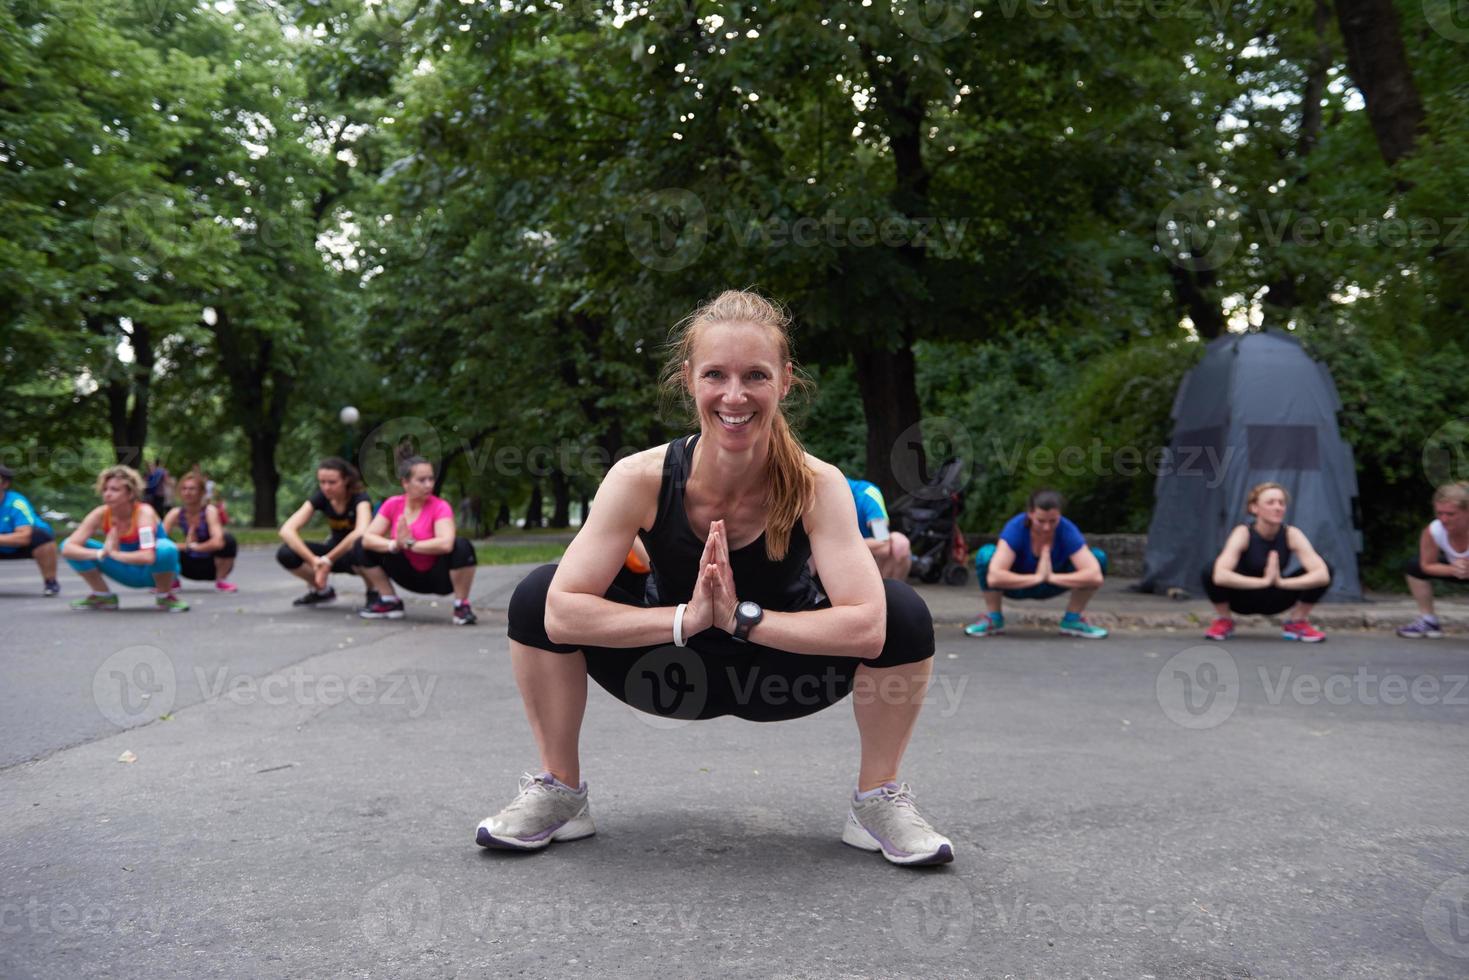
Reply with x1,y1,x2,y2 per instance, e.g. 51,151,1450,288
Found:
964,488,1109,639
0,464,61,595
847,477,912,580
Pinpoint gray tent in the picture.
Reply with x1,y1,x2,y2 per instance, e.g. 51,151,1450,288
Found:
1140,331,1362,601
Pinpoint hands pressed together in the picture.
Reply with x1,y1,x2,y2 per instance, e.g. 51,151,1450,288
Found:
680,518,739,637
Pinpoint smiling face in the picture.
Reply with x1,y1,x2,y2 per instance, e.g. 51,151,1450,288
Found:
685,320,791,451
401,462,435,500
1249,488,1288,525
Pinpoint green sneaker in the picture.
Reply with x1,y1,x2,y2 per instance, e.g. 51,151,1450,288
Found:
1059,613,1107,639
963,612,1004,637
155,591,190,613
70,592,119,611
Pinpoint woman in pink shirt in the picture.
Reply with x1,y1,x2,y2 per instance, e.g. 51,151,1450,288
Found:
358,456,479,624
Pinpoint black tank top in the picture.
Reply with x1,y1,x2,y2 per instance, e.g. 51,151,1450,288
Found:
639,434,819,611
1235,522,1290,576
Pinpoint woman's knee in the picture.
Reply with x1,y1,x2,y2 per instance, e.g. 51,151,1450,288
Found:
217,533,238,560
867,579,935,668
276,542,302,570
450,537,477,568
508,564,580,653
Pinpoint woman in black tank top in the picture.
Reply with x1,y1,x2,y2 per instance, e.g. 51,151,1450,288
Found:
483,290,952,866
1201,482,1332,641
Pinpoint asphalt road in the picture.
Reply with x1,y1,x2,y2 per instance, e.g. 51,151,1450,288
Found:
2,552,1468,978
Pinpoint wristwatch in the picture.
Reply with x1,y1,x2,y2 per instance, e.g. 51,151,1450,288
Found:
733,600,763,643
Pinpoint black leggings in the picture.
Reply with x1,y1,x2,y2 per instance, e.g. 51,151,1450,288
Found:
1403,553,1468,583
276,535,362,575
1201,563,1332,615
180,532,238,581
507,563,935,724
360,538,476,596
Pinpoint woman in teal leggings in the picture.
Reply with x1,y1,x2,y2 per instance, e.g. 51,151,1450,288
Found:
62,465,188,612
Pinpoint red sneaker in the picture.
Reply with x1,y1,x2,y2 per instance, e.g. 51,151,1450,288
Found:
1204,616,1235,641
215,580,238,593
1282,620,1325,643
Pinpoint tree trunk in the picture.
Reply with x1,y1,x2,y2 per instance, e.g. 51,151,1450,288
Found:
1168,266,1228,339
524,483,543,529
549,469,572,528
1334,0,1426,167
249,433,280,529
207,309,293,527
852,344,925,504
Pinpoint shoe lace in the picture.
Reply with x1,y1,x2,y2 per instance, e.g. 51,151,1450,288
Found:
500,772,556,817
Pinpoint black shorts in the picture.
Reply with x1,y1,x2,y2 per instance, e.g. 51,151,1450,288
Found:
0,525,54,559
1403,553,1469,583
507,563,935,724
1201,563,1332,615
276,535,361,575
360,538,476,595
180,533,238,581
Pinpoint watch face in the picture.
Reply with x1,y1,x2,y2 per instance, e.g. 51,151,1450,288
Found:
739,601,760,618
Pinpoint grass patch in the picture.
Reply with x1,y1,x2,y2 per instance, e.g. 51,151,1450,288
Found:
474,542,567,565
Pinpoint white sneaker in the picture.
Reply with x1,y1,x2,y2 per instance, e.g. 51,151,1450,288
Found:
842,782,954,866
475,772,595,851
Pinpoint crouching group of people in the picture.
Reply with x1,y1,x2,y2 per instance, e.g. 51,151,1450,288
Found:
275,456,479,625
962,482,1335,643
15,455,478,625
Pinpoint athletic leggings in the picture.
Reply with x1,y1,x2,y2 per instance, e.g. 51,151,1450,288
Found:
276,534,361,575
360,538,476,596
67,537,180,591
1201,563,1332,615
1403,552,1468,583
507,563,935,724
180,532,238,581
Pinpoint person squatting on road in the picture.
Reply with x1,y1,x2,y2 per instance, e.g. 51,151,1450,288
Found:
62,465,188,612
478,288,952,866
1201,482,1332,642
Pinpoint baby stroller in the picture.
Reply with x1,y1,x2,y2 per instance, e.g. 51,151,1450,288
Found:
890,457,970,586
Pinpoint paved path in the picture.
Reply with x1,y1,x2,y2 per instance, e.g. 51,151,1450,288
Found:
2,553,1468,978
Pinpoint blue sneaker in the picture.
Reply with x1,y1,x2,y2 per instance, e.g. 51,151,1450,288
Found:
1059,613,1108,639
963,612,1004,637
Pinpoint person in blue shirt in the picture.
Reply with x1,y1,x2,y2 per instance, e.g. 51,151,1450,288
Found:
847,477,912,580
965,488,1109,639
0,464,61,596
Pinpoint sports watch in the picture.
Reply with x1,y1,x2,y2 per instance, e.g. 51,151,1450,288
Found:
733,600,764,643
